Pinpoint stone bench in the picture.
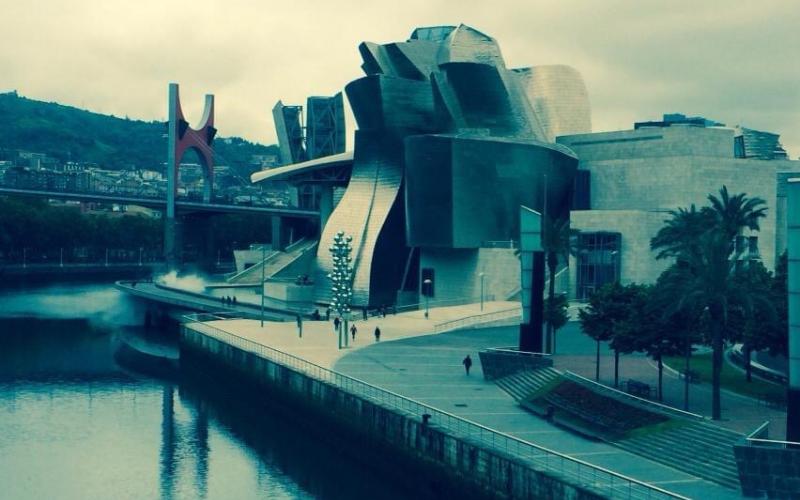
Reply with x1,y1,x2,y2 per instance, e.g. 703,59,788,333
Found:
625,379,652,399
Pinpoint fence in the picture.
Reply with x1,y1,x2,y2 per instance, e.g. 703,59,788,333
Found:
562,371,705,422
745,421,800,449
433,306,521,333
183,313,687,499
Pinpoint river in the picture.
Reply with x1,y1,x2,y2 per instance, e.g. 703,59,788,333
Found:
0,281,422,500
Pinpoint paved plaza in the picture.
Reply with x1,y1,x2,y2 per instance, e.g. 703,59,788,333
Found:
194,303,759,498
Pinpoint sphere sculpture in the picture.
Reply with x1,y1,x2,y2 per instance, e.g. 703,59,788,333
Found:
328,231,353,348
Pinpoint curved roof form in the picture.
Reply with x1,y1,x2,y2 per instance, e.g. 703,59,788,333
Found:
250,151,354,183
513,65,592,142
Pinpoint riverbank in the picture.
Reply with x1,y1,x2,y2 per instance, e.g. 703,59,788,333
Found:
182,307,738,499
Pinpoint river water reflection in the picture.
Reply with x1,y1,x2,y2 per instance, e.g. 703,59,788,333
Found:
0,282,418,500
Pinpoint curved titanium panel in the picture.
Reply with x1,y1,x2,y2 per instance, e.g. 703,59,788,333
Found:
405,134,578,248
436,24,506,68
314,130,405,306
514,65,592,142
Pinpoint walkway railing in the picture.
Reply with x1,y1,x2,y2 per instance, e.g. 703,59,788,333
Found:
433,306,521,333
182,314,688,499
745,421,800,448
563,371,706,421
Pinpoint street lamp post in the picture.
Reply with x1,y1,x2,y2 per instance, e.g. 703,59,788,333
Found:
60,248,64,268
479,272,485,311
23,248,27,269
260,243,266,327
423,278,432,319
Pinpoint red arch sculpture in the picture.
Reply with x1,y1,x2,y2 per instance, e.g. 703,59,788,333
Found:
164,83,216,264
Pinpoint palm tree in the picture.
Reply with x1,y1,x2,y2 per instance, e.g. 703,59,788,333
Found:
651,186,767,420
541,215,577,353
650,204,714,260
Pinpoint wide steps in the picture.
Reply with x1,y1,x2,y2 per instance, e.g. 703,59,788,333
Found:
615,422,741,490
495,367,561,402
622,431,737,475
615,439,740,490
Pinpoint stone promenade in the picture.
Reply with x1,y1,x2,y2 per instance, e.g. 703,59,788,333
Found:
190,303,741,499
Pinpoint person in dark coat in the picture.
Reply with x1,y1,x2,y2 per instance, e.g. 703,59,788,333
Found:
462,355,473,375
350,323,357,341
333,317,341,332
362,306,368,321
374,326,381,342
325,307,331,321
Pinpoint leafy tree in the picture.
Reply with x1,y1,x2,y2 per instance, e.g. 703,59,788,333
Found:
578,281,638,383
541,215,577,353
606,283,650,388
543,293,569,354
651,186,767,420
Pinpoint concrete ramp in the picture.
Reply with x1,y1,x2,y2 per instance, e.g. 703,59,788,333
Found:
227,239,317,285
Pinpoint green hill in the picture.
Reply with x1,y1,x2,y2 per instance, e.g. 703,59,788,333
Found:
0,91,278,176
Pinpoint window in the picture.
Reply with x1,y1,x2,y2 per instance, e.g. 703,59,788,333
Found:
576,232,621,300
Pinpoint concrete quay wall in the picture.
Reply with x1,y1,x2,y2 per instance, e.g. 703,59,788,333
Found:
181,324,604,500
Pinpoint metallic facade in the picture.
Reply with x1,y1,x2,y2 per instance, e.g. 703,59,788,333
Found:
306,93,346,160
514,65,592,142
314,24,586,306
272,101,306,165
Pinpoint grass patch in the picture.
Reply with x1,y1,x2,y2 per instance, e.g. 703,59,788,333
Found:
623,418,690,440
522,377,564,403
664,353,786,402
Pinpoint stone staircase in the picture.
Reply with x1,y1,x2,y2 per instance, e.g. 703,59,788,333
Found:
614,421,742,490
494,367,562,402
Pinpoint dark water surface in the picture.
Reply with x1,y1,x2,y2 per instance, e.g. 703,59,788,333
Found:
0,283,418,500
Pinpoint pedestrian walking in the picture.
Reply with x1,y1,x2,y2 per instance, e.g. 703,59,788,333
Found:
333,316,341,332
325,307,331,321
381,305,387,318
374,326,381,342
296,314,303,337
362,306,368,321
462,354,473,375
350,323,357,341
232,296,237,306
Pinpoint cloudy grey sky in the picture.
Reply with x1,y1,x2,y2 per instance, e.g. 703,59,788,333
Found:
2,0,798,156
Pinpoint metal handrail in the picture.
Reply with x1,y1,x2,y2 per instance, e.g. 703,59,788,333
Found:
745,421,800,447
563,371,706,421
747,421,771,440
394,294,498,314
484,347,551,357
182,314,688,499
433,306,520,333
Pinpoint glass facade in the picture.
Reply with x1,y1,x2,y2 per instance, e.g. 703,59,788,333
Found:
576,232,621,300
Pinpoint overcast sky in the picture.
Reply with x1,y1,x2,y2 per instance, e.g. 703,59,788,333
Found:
2,0,798,157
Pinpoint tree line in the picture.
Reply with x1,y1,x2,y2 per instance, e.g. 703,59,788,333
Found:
573,186,787,420
0,196,283,264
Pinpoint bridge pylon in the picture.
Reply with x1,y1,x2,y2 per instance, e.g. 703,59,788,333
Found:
165,83,216,267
